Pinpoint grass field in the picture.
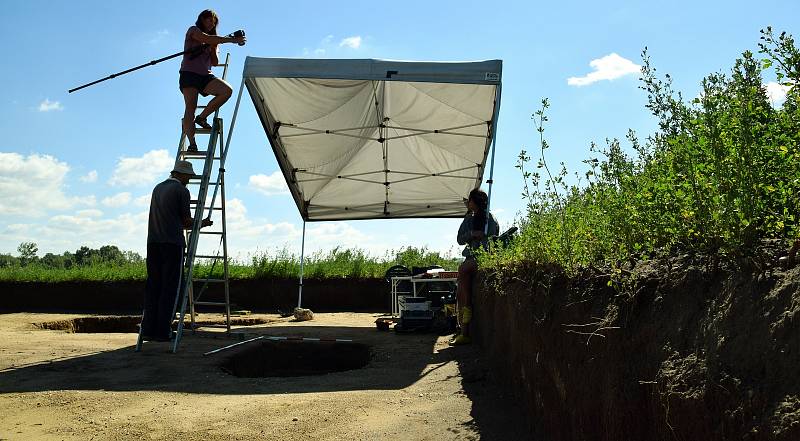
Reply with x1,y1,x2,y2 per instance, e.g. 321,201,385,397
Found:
0,246,462,282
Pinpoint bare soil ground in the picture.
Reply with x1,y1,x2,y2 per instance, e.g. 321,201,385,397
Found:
0,312,525,440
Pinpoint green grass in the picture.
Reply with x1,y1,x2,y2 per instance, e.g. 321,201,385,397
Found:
0,261,148,282
0,246,461,283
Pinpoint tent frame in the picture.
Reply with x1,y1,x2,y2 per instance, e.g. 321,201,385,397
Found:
226,58,502,307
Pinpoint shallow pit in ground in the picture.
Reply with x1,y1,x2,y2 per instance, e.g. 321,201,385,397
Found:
221,339,371,377
34,316,271,333
35,316,141,333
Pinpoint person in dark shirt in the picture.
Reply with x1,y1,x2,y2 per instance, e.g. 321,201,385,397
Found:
140,161,212,341
451,188,499,345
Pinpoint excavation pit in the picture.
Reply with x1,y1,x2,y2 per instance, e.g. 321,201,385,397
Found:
35,316,140,333
35,316,271,333
221,339,371,377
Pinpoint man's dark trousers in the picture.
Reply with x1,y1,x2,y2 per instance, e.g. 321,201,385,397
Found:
142,243,183,339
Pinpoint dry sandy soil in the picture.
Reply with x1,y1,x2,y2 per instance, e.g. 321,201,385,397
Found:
0,312,525,440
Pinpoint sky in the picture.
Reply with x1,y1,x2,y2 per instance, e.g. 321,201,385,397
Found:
1,1,798,261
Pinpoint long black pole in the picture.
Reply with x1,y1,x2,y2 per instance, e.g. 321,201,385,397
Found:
68,48,197,93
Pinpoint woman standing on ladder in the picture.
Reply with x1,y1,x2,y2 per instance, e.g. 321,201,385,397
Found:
179,9,245,152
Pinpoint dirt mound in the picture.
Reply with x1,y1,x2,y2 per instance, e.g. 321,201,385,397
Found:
474,251,800,440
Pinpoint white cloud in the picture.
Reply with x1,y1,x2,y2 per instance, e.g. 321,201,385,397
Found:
38,211,147,252
218,198,376,258
0,152,85,217
149,29,170,45
567,53,642,87
302,34,365,58
249,171,289,196
76,209,103,218
134,194,151,207
38,99,63,112
307,222,370,247
80,170,98,183
765,81,791,106
102,192,132,208
339,36,362,49
109,149,173,187
0,192,394,259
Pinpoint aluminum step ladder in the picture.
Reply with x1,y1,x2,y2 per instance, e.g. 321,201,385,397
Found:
136,54,232,353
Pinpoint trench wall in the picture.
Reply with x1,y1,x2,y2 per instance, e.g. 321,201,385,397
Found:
472,259,800,440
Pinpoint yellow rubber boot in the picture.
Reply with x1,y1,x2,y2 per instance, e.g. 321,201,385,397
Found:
449,334,471,345
461,306,472,325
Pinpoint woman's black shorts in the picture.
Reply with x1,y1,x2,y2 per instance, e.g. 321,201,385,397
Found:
179,71,216,96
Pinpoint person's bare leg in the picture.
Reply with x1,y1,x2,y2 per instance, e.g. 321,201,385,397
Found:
197,79,233,121
181,88,199,148
457,258,477,338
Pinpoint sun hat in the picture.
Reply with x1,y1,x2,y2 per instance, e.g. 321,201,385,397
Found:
171,160,196,176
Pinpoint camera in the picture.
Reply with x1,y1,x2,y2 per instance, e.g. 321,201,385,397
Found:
229,29,246,46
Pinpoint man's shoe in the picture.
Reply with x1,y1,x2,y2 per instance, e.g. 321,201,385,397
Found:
186,144,198,153
449,335,471,346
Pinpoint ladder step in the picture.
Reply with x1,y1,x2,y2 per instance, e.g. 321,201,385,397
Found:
189,202,222,211
194,254,223,259
181,150,210,157
194,127,213,135
194,301,228,306
199,231,224,235
193,278,227,283
194,324,230,329
187,171,222,181
190,199,219,204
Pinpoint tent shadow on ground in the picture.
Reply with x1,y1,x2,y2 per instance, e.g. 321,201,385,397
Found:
0,324,449,395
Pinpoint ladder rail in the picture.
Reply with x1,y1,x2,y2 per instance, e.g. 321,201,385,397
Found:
220,170,231,333
173,118,222,352
137,54,233,353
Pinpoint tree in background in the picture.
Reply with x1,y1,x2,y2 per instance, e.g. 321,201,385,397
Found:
17,242,38,266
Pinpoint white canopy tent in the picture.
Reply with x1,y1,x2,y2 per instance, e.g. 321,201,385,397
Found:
225,57,502,306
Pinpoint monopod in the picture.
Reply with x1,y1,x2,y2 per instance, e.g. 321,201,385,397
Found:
68,30,245,93
68,46,203,93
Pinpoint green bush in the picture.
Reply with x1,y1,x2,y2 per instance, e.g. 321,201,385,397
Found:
483,28,800,275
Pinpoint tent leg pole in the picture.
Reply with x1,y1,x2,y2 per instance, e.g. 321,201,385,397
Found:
297,221,306,308
222,77,246,163
485,83,502,234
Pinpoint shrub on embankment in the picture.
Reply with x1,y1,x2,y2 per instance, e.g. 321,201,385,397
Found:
482,28,800,276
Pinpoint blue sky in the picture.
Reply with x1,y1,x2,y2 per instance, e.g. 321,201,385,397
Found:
1,1,797,260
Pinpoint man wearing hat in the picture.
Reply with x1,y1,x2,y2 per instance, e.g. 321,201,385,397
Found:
140,160,212,341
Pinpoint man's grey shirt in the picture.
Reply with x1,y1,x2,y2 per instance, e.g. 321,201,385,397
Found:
147,178,190,247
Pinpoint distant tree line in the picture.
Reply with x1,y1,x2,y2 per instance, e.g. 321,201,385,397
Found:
0,242,143,269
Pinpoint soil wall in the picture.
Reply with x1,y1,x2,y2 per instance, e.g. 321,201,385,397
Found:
0,278,387,313
473,256,800,440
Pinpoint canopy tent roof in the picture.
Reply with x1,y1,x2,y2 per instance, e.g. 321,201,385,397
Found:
242,57,502,221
